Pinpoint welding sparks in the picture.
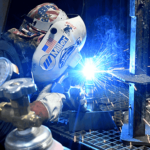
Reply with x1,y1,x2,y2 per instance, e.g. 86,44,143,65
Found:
108,89,115,94
82,136,84,143
74,136,77,142
119,91,129,99
72,45,129,107
147,134,150,143
147,110,150,114
123,48,129,51
112,116,114,120
143,118,150,127
120,120,124,126
110,67,125,71
119,127,122,132
130,142,132,148
80,51,126,83
89,129,91,133
133,85,137,91
111,102,114,107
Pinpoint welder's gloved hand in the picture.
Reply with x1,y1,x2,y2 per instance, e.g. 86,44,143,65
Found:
63,86,87,112
30,84,65,122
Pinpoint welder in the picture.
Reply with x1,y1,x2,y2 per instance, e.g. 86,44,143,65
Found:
0,2,86,148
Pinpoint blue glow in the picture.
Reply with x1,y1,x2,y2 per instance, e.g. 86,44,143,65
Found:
68,15,130,94
82,58,97,80
81,55,110,82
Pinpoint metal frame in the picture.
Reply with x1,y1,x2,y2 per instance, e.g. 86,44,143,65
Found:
121,0,150,145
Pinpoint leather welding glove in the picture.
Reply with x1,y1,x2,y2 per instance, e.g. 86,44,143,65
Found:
63,86,87,112
30,84,65,122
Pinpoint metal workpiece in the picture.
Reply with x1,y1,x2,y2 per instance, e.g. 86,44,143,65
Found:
5,125,53,150
129,0,150,75
86,100,95,111
130,16,136,74
68,110,115,132
111,70,150,84
120,0,150,146
129,83,146,137
0,78,43,130
130,0,136,16
85,98,99,111
85,83,94,98
84,81,96,111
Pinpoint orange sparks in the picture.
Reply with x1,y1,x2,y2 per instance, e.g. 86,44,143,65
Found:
147,110,150,114
89,129,91,133
74,136,77,142
112,116,114,120
124,48,129,51
130,142,132,148
147,134,150,143
120,120,124,126
108,89,115,94
111,67,125,71
119,91,129,99
119,127,122,132
134,85,137,91
111,102,114,107
143,118,150,127
82,136,84,143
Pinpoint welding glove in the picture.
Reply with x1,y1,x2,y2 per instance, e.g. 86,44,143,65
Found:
30,84,65,122
63,86,87,112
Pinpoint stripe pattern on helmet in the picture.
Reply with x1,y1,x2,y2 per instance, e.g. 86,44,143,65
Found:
11,3,61,39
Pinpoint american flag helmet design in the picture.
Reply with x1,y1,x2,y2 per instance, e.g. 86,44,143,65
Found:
10,3,67,42
27,3,60,23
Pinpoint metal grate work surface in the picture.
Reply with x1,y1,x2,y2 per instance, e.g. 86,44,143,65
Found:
80,130,149,150
47,118,150,150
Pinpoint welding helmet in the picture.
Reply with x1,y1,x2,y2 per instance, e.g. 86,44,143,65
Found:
24,3,87,83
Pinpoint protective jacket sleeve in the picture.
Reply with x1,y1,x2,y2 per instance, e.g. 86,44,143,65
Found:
30,84,65,122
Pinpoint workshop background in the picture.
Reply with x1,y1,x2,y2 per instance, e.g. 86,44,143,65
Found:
1,0,150,150
3,0,132,112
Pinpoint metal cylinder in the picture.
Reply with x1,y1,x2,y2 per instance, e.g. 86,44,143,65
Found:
86,100,95,111
5,125,53,150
